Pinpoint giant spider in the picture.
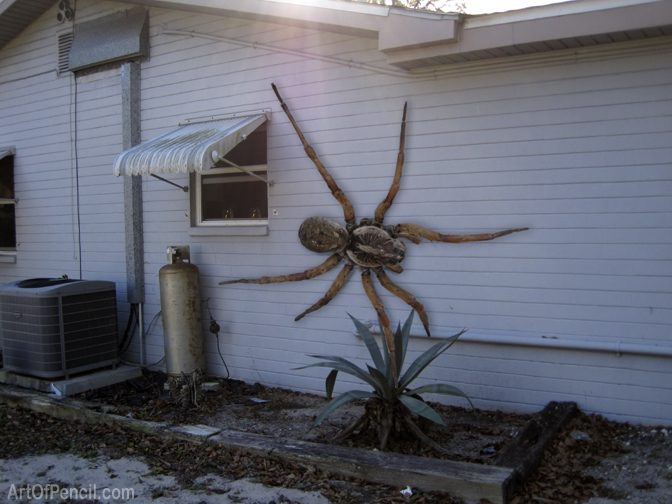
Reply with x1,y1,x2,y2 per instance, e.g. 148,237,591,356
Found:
220,84,527,383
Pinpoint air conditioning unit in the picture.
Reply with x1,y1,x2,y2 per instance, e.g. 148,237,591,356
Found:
0,278,119,379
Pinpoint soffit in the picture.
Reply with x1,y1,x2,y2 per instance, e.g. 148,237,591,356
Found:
386,0,672,69
0,0,56,50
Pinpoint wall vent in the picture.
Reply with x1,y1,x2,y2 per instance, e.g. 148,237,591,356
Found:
57,32,74,75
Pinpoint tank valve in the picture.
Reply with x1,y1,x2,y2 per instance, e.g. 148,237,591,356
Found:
167,245,190,264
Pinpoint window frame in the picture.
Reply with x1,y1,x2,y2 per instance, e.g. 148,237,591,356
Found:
188,122,269,236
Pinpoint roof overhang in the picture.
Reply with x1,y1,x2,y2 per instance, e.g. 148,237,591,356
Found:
115,0,672,69
387,0,672,69
113,112,269,176
2,0,671,69
0,0,55,50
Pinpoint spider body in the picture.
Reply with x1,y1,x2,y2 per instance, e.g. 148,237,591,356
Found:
220,84,528,383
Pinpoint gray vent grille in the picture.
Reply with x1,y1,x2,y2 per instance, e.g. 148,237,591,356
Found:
57,32,73,75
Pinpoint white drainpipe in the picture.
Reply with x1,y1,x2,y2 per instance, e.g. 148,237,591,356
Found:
354,321,672,358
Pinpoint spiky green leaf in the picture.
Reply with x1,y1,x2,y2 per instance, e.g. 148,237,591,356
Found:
404,383,474,410
366,364,394,400
377,318,395,387
311,390,378,429
398,329,466,390
325,370,338,401
349,314,386,375
396,311,414,378
398,395,445,426
296,357,378,390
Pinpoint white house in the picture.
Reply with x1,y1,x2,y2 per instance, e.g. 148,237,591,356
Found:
0,0,670,425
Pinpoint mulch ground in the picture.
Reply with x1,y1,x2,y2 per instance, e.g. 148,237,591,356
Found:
0,371,638,504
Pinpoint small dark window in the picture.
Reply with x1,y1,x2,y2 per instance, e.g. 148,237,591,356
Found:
193,126,268,226
0,153,16,250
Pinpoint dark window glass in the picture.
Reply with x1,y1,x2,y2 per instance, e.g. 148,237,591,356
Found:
198,125,268,224
0,204,15,248
201,171,268,221
0,155,14,199
0,154,15,249
221,129,267,167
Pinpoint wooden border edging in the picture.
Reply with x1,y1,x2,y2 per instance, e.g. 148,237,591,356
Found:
494,401,578,488
0,385,516,504
209,429,515,504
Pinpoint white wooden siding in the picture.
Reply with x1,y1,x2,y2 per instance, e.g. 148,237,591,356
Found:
0,0,670,424
0,1,132,349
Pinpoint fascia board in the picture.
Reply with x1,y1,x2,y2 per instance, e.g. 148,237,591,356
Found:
379,11,459,53
385,0,672,67
124,0,462,52
122,0,390,38
506,0,672,45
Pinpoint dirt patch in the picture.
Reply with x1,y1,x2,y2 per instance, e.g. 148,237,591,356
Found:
80,373,529,465
1,370,670,503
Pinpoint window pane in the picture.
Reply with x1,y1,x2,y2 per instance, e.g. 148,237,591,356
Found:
0,155,13,199
223,129,267,166
201,171,268,221
0,204,16,248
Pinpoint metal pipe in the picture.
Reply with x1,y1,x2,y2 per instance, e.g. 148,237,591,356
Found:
161,29,412,79
161,29,672,81
139,302,144,366
150,173,189,192
354,321,672,358
217,156,273,186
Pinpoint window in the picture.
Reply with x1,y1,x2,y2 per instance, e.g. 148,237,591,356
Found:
0,150,16,257
192,125,268,227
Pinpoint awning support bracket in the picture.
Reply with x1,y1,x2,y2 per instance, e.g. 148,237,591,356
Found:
217,156,274,187
150,174,189,192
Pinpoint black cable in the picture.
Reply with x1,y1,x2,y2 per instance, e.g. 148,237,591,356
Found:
204,299,230,379
214,332,230,379
119,304,138,354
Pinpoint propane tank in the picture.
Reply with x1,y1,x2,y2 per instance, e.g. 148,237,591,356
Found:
159,245,205,376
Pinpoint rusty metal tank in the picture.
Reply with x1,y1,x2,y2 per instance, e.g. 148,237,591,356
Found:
159,246,205,376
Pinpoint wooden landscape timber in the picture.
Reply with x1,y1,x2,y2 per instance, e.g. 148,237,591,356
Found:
494,401,578,486
0,385,578,504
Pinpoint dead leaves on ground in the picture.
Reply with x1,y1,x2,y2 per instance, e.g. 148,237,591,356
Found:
512,411,631,503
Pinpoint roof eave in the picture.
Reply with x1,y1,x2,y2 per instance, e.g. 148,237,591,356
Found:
0,0,57,50
384,0,672,69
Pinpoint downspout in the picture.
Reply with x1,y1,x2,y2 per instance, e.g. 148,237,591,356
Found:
121,61,145,364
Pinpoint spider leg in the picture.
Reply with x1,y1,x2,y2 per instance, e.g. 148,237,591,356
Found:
218,254,341,285
396,223,528,243
295,262,354,321
374,102,407,225
395,233,422,245
374,267,431,337
361,268,398,385
271,83,356,227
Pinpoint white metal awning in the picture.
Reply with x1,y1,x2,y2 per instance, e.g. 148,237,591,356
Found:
0,147,15,161
113,113,268,176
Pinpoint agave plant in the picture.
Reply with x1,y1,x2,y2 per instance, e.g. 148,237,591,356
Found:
298,311,473,452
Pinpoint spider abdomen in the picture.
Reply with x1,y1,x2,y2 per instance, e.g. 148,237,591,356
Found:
299,216,350,253
347,226,406,270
